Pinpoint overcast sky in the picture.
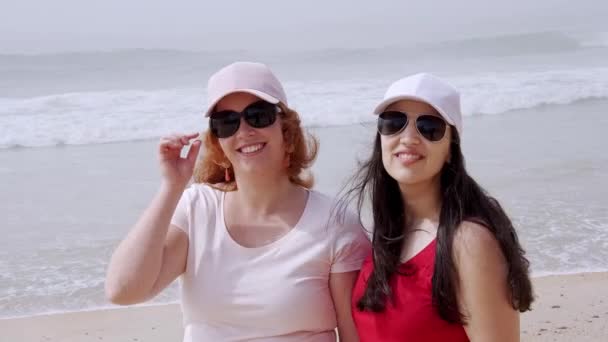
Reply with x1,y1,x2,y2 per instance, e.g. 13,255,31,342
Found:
1,0,607,53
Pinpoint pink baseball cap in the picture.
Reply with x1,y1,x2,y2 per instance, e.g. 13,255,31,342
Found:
374,73,463,136
204,61,288,117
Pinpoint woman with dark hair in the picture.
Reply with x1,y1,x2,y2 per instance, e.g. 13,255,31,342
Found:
341,73,534,341
106,62,370,341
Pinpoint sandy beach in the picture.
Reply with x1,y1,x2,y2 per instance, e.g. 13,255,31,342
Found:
0,272,606,341
521,273,608,341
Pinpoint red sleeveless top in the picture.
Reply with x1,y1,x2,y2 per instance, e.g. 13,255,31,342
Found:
351,239,469,342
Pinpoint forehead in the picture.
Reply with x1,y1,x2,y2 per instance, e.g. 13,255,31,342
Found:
385,100,439,116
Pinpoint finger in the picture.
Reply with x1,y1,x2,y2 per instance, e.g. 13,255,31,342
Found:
181,133,201,145
160,138,183,148
186,140,202,164
160,139,184,152
167,133,189,144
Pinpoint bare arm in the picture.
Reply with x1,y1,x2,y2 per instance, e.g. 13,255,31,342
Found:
330,271,360,342
105,133,201,305
455,221,520,342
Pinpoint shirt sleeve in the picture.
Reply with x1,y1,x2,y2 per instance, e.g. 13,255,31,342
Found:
330,211,372,273
170,184,220,236
170,186,193,235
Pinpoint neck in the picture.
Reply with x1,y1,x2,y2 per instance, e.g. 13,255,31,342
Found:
232,172,300,215
399,176,442,224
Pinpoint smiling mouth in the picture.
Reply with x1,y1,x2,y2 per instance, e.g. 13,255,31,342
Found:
237,143,266,155
395,152,423,163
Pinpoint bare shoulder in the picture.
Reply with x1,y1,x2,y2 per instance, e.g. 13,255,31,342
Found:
452,225,520,341
453,220,506,272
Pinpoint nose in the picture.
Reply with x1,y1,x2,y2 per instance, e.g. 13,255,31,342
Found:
398,117,421,145
236,117,256,137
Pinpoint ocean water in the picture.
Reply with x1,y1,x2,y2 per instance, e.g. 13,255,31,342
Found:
2,31,608,149
1,30,607,319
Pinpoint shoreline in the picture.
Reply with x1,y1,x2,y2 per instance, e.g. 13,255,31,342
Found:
1,272,607,341
2,269,607,321
3,267,606,321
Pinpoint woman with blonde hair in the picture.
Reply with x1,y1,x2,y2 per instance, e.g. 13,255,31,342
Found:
106,62,370,341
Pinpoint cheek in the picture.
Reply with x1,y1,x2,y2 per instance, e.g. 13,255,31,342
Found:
218,139,235,160
426,143,450,172
380,137,396,169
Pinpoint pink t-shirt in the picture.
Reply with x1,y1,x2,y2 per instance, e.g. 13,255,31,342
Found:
171,184,371,341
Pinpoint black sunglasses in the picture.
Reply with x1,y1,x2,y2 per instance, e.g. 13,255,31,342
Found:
377,111,448,142
209,100,280,138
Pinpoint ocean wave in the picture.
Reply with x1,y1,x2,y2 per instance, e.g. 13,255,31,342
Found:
2,67,608,149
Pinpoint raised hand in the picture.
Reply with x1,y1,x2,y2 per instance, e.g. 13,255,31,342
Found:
158,133,202,189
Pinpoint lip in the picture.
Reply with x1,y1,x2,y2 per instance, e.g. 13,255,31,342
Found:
394,149,424,166
236,142,267,156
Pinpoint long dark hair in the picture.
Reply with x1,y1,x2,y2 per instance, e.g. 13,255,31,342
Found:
337,129,533,323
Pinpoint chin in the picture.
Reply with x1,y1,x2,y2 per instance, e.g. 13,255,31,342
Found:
238,161,280,175
393,177,423,186
387,168,428,186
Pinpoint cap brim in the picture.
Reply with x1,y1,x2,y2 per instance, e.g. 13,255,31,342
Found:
204,89,280,117
373,95,456,127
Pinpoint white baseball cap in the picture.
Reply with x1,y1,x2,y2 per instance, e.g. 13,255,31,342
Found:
374,73,463,136
204,61,288,117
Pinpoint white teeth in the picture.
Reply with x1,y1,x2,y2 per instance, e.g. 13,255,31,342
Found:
396,153,422,162
240,143,264,154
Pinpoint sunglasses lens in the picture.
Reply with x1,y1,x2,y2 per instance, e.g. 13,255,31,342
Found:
209,101,278,138
244,101,277,128
210,111,241,138
416,115,447,141
378,111,408,135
